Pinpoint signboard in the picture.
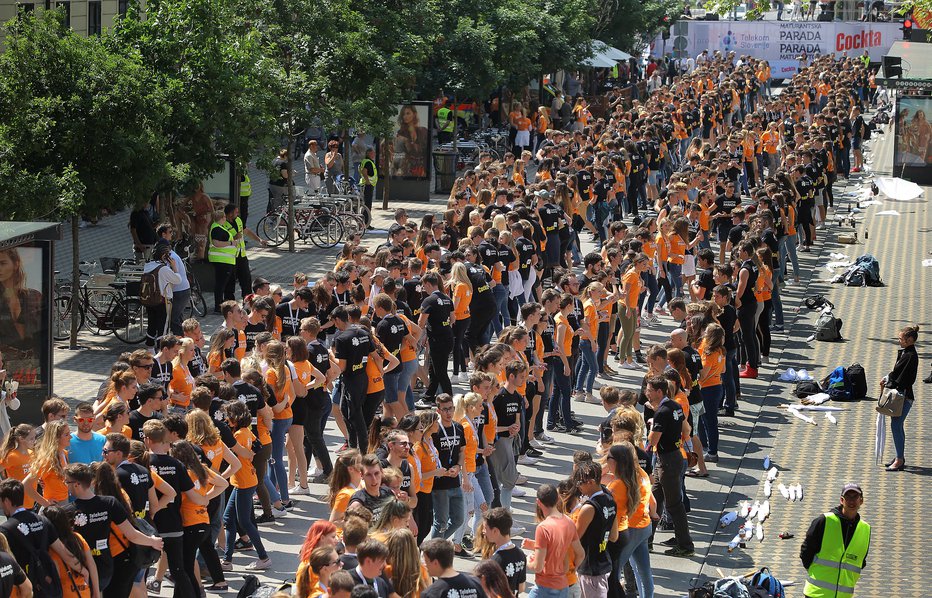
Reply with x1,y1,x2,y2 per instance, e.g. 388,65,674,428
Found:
653,21,901,78
894,94,932,184
390,103,431,180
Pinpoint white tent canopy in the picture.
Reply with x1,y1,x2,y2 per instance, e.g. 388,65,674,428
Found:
580,40,633,68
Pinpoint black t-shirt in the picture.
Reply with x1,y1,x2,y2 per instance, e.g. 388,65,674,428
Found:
72,494,128,570
575,170,593,196
188,346,206,378
494,388,522,429
243,320,268,353
333,325,373,379
1,509,59,578
149,453,194,534
151,359,173,393
117,461,155,518
718,303,738,351
348,486,395,521
539,202,562,233
483,204,511,220
348,569,395,598
739,259,759,305
422,573,488,598
515,237,535,280
727,223,749,247
491,543,527,594
592,179,611,203
715,193,740,221
420,291,454,343
694,268,715,299
0,552,26,596
276,301,311,341
431,421,464,491
308,340,331,377
651,397,687,453
128,410,159,442
376,314,408,358
232,379,266,439
130,209,158,245
466,262,495,311
403,276,424,317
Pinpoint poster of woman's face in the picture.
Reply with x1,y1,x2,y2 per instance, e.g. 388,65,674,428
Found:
894,97,932,168
0,246,45,387
391,103,430,180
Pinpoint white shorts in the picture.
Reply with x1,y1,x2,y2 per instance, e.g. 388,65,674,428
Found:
683,254,697,277
515,129,530,148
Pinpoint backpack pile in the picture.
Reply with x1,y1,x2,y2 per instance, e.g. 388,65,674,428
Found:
814,307,843,342
841,254,884,287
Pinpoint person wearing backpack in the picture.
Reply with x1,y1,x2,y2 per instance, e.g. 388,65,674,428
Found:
880,325,919,472
142,244,182,348
0,478,90,598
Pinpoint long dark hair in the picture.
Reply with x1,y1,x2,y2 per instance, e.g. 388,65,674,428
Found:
44,505,90,572
473,560,512,598
92,462,132,515
170,440,209,487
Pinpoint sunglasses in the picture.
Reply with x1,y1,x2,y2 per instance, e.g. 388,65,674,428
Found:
75,417,94,424
102,448,114,455
134,363,154,368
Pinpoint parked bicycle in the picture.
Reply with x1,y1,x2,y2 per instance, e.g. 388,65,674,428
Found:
52,260,147,344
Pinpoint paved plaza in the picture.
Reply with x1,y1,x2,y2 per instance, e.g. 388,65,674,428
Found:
45,125,929,596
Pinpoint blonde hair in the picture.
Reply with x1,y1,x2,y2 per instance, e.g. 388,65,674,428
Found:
171,337,196,369
33,420,70,481
453,392,483,421
265,341,288,393
449,262,472,294
383,529,426,598
185,409,220,446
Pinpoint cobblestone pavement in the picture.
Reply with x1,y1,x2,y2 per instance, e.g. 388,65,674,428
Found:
44,127,929,595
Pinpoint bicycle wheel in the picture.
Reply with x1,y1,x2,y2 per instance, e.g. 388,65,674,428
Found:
308,214,344,248
113,299,147,344
189,285,207,317
84,289,120,336
359,205,372,228
257,214,279,243
339,213,365,239
52,293,84,341
263,211,291,247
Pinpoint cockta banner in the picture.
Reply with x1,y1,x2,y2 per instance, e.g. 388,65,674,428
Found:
653,21,901,78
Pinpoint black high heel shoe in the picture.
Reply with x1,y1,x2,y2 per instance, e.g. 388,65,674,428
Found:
886,460,905,472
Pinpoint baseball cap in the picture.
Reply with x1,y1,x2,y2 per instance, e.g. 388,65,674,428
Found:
841,483,863,497
373,267,390,279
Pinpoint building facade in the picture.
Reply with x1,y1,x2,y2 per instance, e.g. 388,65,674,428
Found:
0,1,145,36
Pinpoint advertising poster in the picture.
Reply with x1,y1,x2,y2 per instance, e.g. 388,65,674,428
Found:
894,95,932,184
390,103,431,180
655,21,901,78
0,244,47,389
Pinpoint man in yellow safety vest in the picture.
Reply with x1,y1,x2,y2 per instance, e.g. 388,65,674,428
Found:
360,147,378,213
437,100,455,144
207,209,237,313
222,203,266,302
800,482,871,598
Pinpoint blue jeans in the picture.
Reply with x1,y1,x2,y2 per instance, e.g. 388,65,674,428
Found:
574,339,597,394
667,262,683,298
771,278,784,327
891,398,913,459
549,364,572,427
723,349,739,409
271,417,292,501
529,586,569,598
615,525,654,598
400,358,418,411
223,486,267,560
698,385,722,454
430,486,465,540
780,234,800,279
643,271,659,314
492,282,511,336
382,369,403,404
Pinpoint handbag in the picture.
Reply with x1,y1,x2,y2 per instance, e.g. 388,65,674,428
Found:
111,517,162,570
876,387,905,417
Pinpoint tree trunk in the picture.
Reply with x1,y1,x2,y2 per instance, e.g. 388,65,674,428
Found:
232,157,241,212
381,137,389,211
69,214,80,350
287,135,296,253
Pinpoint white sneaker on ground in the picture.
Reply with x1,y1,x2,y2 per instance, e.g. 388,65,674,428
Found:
512,487,527,497
515,474,528,485
511,525,527,536
271,507,287,518
529,439,545,450
246,558,271,571
517,454,539,465
584,393,602,404
535,432,555,443
290,485,310,496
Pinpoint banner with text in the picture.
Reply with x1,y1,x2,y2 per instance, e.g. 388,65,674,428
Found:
654,21,901,78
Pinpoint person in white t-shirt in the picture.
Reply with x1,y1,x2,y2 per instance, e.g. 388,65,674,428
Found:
303,139,323,191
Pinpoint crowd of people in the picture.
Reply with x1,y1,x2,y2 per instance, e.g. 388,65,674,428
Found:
0,47,917,598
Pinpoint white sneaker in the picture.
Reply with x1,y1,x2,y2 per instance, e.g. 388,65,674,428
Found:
246,557,271,571
291,485,310,496
512,487,527,497
584,393,602,404
517,454,539,465
515,474,528,485
271,507,287,518
511,525,527,536
535,432,555,443
620,361,638,370
529,439,545,450
308,466,323,477
573,391,585,402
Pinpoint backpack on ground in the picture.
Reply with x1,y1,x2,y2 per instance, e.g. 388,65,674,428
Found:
844,254,883,287
814,309,843,342
750,567,786,598
823,365,853,401
845,363,868,399
803,294,833,311
711,578,751,597
138,265,166,307
795,380,822,398
236,576,261,598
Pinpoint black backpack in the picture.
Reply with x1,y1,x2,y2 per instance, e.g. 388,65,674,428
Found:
845,363,868,400
237,575,261,598
138,265,166,307
1,519,63,598
795,380,823,398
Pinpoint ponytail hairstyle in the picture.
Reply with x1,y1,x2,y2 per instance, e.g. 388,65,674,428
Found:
170,439,209,487
701,322,726,354
0,424,33,463
665,348,693,391
264,341,288,394
44,505,90,573
367,415,397,455
900,324,919,344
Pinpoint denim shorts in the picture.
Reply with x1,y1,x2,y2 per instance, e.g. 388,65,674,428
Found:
382,369,403,404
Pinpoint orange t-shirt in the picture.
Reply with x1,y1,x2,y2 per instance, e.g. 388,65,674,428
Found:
397,314,417,363
787,204,797,236
99,423,132,439
699,341,725,388
622,268,642,310
667,235,686,265
414,441,440,493
199,438,226,473
53,532,91,598
39,453,69,503
180,469,210,527
169,363,194,408
459,417,478,474
655,233,669,263
0,449,34,508
406,454,422,497
607,478,630,532
755,265,773,302
231,428,258,488
533,514,578,590
642,238,656,260
555,313,573,355
761,131,779,154
583,300,598,341
628,469,653,529
266,368,294,421
366,353,385,394
293,359,316,394
699,202,712,231
332,485,356,515
515,117,532,132
453,283,472,320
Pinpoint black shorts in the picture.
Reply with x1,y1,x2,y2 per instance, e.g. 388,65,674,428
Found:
291,394,308,425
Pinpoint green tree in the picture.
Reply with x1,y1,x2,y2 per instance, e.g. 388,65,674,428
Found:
593,0,680,52
0,10,169,347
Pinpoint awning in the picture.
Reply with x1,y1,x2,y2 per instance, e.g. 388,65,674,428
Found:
580,40,633,68
582,53,618,68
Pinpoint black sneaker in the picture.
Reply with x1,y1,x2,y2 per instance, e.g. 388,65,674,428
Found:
280,499,295,510
255,513,275,524
658,538,678,547
718,408,735,417
461,536,474,551
553,423,568,432
664,546,695,558
415,398,435,409
656,518,674,531
526,448,544,458
570,416,584,427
